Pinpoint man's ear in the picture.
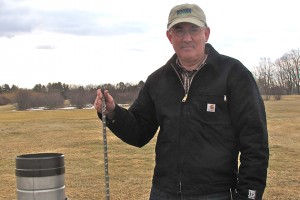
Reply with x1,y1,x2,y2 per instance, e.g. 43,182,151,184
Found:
166,30,173,44
204,27,210,42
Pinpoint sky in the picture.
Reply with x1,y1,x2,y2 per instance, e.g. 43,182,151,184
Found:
1,0,300,89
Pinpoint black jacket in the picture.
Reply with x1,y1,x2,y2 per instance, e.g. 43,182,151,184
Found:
100,44,269,199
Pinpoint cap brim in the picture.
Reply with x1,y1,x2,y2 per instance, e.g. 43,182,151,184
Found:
167,18,205,30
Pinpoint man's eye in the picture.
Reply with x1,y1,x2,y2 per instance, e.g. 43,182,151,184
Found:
190,28,200,34
175,29,185,34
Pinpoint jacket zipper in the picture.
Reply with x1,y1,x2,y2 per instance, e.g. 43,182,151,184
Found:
182,94,188,102
171,63,186,102
171,63,205,102
171,63,206,195
180,181,182,195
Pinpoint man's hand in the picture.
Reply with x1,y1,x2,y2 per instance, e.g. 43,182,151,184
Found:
94,89,116,118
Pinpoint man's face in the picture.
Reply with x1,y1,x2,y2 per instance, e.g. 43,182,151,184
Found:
167,22,210,65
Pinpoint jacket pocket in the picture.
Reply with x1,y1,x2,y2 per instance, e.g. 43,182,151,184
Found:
188,94,230,124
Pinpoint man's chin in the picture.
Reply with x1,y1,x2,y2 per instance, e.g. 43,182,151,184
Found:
179,53,195,60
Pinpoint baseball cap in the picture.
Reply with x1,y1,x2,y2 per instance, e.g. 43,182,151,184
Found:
167,4,207,30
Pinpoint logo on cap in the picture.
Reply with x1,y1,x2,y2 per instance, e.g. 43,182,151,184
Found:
177,8,192,16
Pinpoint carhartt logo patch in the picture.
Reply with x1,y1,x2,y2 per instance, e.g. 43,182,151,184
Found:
248,190,256,199
207,103,215,112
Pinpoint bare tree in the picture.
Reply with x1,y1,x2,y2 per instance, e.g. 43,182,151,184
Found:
274,58,290,95
69,86,88,109
14,89,32,110
44,92,65,109
278,53,298,94
288,49,300,94
255,58,275,100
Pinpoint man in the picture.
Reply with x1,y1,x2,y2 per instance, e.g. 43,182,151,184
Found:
94,3,269,200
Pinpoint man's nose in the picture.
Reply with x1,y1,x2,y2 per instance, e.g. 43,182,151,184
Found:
182,31,193,40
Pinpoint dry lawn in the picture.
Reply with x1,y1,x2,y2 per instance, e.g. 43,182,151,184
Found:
263,96,300,200
0,95,299,199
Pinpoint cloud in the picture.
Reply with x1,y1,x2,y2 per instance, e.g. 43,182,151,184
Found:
0,0,39,37
37,10,146,36
0,0,147,37
36,45,55,49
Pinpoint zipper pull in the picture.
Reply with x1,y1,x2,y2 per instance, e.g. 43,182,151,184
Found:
179,181,182,194
182,94,188,102
224,95,227,102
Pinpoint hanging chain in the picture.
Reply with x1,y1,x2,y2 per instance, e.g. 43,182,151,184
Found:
101,92,110,200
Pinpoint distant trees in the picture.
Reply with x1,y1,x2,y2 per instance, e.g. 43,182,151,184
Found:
0,84,18,93
0,81,145,110
0,95,10,105
69,86,89,109
254,48,300,99
13,89,65,110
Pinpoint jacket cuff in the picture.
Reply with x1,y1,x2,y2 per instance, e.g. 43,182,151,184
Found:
97,104,119,125
235,188,264,200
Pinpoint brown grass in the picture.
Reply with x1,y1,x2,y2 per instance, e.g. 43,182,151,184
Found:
0,95,299,199
263,95,300,200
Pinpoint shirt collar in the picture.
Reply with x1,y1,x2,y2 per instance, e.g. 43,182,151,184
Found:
175,54,207,73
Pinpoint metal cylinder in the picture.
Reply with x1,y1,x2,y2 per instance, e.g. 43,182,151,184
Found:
15,153,66,200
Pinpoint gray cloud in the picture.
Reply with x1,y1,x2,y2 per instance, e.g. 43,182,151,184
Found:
0,0,39,37
129,48,144,52
36,45,55,50
0,0,146,37
39,10,145,36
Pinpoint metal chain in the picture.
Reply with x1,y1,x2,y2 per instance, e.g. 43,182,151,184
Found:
101,93,110,200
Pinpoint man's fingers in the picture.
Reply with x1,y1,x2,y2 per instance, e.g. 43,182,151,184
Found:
97,88,103,99
98,89,110,101
94,89,104,112
103,90,110,101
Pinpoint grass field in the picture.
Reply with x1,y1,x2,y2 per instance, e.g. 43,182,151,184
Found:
0,96,299,199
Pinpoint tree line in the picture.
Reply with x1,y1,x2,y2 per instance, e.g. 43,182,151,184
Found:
253,48,300,100
0,81,144,110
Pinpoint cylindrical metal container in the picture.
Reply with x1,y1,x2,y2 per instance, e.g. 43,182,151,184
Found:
15,153,66,200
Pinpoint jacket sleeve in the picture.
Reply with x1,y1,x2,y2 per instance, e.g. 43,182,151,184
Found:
97,79,159,148
228,69,269,200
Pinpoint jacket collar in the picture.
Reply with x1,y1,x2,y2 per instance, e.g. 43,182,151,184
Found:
205,43,221,71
